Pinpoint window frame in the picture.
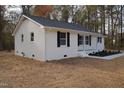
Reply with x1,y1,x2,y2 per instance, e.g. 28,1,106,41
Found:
59,32,66,46
79,35,84,45
85,36,89,45
31,32,34,41
100,37,102,43
97,37,102,43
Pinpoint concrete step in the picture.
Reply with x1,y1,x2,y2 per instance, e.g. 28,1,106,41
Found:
78,51,88,57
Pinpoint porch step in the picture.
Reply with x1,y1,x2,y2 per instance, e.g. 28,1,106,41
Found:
78,51,88,57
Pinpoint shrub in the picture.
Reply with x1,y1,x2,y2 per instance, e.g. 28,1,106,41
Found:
89,50,121,57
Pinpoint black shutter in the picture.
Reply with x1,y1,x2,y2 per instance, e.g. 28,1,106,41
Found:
97,37,99,43
67,32,70,47
89,35,91,46
78,34,80,46
57,31,60,47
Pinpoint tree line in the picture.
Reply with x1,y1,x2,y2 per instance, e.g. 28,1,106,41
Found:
0,5,124,51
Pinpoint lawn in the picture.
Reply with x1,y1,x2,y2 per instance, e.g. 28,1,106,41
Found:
0,51,124,88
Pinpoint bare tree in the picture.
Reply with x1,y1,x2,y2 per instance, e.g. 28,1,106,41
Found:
0,6,5,50
120,5,124,48
22,5,32,16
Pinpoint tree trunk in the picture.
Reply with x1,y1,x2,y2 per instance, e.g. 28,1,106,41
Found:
103,6,106,35
111,9,114,47
0,6,3,50
120,5,123,48
108,15,110,48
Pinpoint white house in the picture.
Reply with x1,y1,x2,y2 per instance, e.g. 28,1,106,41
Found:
13,15,105,61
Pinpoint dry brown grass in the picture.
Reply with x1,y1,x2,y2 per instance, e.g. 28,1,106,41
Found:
0,51,124,88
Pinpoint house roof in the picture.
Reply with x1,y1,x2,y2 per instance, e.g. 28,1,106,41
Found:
28,15,92,32
13,15,104,36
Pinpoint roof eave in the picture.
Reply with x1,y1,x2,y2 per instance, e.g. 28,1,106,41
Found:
44,26,103,36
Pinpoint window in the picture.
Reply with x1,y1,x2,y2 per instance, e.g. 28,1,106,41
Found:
85,36,89,45
31,32,34,41
97,37,102,43
21,34,24,42
97,37,99,43
100,37,102,43
79,35,84,45
85,35,91,45
57,31,70,47
60,32,66,45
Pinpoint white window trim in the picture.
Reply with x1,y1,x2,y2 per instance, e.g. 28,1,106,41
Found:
60,32,67,46
31,32,34,42
79,35,84,46
97,37,102,43
85,36,89,45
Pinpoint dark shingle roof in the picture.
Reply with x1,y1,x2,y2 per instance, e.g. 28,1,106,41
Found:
28,15,91,32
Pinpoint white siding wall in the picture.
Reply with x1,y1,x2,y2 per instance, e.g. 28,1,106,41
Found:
84,36,104,54
45,30,78,61
15,19,46,61
96,37,104,51
77,35,104,54
84,35,97,54
15,18,105,61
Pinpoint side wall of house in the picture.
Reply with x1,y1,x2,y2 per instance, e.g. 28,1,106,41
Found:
45,29,105,61
96,37,104,51
45,30,78,61
15,18,104,61
78,35,97,53
15,19,46,61
84,35,104,54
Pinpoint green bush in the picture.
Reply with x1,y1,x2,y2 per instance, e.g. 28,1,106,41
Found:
89,50,121,57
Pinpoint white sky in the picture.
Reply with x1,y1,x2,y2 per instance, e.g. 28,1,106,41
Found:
6,5,22,13
0,0,124,5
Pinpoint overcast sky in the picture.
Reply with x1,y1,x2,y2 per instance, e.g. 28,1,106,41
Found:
6,5,22,13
